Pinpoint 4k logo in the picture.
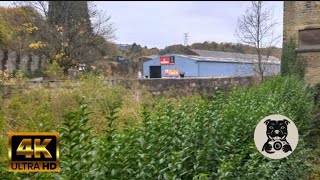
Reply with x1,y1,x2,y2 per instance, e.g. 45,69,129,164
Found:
8,132,60,172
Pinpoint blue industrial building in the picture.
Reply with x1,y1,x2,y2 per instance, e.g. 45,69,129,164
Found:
142,49,280,78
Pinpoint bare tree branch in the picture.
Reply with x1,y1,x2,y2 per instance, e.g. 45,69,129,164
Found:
235,1,280,82
14,1,49,18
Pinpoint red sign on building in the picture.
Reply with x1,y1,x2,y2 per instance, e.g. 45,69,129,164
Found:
160,56,175,65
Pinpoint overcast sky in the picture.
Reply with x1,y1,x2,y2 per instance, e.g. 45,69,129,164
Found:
1,1,283,49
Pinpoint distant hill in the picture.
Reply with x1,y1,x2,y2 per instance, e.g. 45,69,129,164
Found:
117,41,282,60
160,42,282,59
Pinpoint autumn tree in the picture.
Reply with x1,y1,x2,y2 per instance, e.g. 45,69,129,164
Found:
0,18,11,47
235,1,280,82
48,1,92,33
14,1,116,74
0,6,42,50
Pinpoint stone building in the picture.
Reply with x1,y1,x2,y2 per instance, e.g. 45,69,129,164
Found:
0,50,46,73
284,1,320,84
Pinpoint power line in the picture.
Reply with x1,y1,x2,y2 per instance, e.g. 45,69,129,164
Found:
184,32,189,46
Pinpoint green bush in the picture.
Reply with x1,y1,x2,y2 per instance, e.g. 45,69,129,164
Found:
58,99,96,179
0,74,154,166
24,69,47,79
45,60,65,80
281,37,306,78
0,100,96,180
0,76,316,179
93,75,314,179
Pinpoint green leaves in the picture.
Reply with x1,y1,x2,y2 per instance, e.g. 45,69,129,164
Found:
280,37,306,79
0,76,315,179
58,99,96,179
95,76,314,179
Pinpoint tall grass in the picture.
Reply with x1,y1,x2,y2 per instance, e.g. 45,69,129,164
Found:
0,74,154,163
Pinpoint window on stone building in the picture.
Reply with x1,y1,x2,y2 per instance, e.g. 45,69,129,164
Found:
298,28,320,50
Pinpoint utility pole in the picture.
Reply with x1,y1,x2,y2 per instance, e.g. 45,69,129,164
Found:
184,32,189,46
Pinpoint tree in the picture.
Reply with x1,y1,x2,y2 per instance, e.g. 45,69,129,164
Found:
159,44,188,55
14,1,116,74
0,18,12,47
280,37,305,78
0,6,42,50
48,1,92,33
235,1,280,82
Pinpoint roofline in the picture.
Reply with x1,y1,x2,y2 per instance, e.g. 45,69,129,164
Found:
189,48,280,60
195,60,280,65
173,54,281,65
142,53,281,65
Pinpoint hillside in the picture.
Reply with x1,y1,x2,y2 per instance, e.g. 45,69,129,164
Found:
160,42,282,59
118,41,282,61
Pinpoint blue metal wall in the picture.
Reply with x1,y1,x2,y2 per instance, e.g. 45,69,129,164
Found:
143,55,280,78
198,61,255,77
143,55,199,77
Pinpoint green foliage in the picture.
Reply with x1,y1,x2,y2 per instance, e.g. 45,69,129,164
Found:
93,76,314,179
0,76,317,179
306,83,320,179
94,100,123,179
158,42,281,58
76,74,151,132
48,1,91,33
280,38,295,76
159,44,189,55
0,110,5,168
0,6,44,52
280,37,306,78
58,99,96,179
12,70,26,80
0,18,12,46
45,60,65,80
24,70,47,79
0,74,153,163
0,100,96,180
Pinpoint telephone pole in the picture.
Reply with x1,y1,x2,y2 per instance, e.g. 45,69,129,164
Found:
184,32,189,46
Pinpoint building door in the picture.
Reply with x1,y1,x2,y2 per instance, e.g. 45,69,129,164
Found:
150,66,161,78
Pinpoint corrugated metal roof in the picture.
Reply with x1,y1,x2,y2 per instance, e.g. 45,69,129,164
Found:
163,54,280,65
187,49,280,64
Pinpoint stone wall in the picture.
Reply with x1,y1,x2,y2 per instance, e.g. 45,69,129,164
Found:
283,1,320,44
107,76,258,96
283,1,320,85
298,52,320,84
0,49,46,73
0,76,258,98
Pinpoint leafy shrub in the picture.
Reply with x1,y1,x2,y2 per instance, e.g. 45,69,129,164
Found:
281,37,306,78
94,76,314,179
0,100,96,179
24,69,47,79
0,76,317,179
58,99,96,179
306,83,320,179
0,74,154,162
45,60,65,80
